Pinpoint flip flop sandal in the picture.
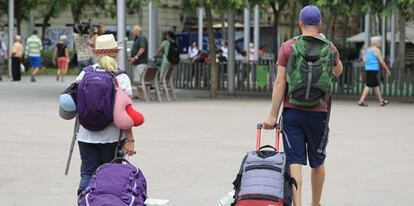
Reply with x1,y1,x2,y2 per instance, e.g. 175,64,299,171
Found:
358,101,368,107
380,100,389,106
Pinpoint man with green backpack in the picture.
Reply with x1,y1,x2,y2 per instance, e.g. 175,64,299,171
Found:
263,5,343,206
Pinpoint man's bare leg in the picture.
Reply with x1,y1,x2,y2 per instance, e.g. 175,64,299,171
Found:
311,164,325,206
31,67,39,82
32,67,39,75
290,164,303,206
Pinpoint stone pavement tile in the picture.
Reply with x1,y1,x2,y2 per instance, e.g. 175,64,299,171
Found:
0,76,413,205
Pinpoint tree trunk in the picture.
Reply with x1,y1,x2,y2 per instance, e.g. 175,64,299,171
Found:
41,0,61,43
178,13,187,32
41,15,51,43
16,18,21,35
14,0,23,35
270,0,287,56
220,13,227,41
398,7,406,74
370,14,379,36
71,2,82,23
342,16,349,46
328,12,337,41
301,0,310,6
271,4,280,56
290,2,297,37
205,6,218,98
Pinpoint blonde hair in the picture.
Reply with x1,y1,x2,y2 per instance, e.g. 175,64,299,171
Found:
96,54,118,73
60,35,67,41
370,36,382,45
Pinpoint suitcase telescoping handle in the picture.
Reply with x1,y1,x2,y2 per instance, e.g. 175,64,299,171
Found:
256,123,280,152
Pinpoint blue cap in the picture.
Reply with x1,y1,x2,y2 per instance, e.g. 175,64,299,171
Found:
59,105,76,120
60,93,76,112
300,5,321,25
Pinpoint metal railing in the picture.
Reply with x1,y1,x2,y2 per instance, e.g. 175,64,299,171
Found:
172,60,414,99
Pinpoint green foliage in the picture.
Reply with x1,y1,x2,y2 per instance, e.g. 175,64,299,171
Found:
316,0,351,14
183,0,249,11
127,0,144,12
38,50,75,68
40,50,55,68
39,0,71,19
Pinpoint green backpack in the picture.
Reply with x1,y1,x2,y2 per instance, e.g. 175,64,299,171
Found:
286,35,337,107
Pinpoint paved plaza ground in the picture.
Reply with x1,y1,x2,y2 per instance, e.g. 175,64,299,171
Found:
0,75,413,206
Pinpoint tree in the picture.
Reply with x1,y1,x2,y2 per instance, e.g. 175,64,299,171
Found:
377,0,414,71
182,0,245,98
268,0,288,55
0,0,40,34
39,0,71,42
391,0,414,72
316,0,355,41
69,0,108,23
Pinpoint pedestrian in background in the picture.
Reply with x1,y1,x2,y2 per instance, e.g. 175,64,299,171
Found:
129,25,148,99
0,32,8,81
157,31,177,78
249,42,255,62
188,41,199,60
221,41,228,60
11,35,24,81
73,24,94,73
358,36,391,106
53,35,69,82
25,30,43,82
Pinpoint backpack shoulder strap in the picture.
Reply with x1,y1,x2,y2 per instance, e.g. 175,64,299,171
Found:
293,35,303,41
112,69,129,88
114,69,127,76
291,36,304,56
83,65,94,73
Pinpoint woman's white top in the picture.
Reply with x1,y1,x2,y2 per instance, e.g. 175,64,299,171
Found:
75,64,133,144
221,46,228,59
188,47,199,59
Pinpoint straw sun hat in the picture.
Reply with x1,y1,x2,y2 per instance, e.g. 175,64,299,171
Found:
92,34,122,54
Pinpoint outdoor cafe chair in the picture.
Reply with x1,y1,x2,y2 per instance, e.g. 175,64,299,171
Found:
159,65,177,101
133,66,162,102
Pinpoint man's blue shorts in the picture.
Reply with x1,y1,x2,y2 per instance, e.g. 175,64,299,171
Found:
28,56,41,68
282,108,329,168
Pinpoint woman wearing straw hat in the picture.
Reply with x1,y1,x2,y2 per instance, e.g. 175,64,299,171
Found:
74,34,136,195
54,35,69,81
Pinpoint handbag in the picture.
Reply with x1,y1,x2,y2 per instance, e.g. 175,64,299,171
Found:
20,63,25,73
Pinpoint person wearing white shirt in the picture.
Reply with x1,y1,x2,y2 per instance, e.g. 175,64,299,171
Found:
221,41,228,59
188,41,199,60
74,34,136,195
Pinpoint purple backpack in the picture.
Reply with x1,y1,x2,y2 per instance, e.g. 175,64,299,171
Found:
78,158,147,206
77,66,116,131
